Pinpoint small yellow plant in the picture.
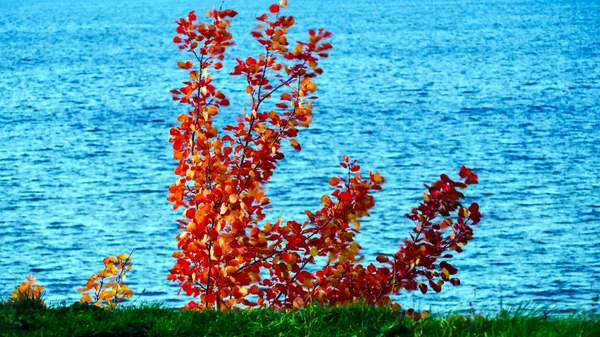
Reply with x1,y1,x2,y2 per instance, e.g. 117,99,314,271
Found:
78,250,135,308
11,274,46,306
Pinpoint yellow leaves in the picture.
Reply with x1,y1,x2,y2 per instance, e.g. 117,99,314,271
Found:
460,207,469,218
99,290,116,301
222,265,237,276
321,195,332,207
272,40,281,50
327,252,337,264
303,277,314,288
80,250,135,309
10,274,45,306
349,242,360,254
309,247,319,257
122,288,134,298
239,287,249,296
299,77,317,93
439,218,453,230
248,272,260,283
350,217,361,231
191,154,201,164
372,172,385,184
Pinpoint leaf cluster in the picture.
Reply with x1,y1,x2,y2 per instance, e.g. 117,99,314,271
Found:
78,250,135,308
9,274,46,310
166,1,482,316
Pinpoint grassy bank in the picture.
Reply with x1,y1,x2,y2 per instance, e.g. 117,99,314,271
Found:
1,300,598,337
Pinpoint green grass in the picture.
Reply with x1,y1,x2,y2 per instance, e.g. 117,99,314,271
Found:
0,299,598,337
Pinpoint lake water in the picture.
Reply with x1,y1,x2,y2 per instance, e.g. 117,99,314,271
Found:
1,0,599,315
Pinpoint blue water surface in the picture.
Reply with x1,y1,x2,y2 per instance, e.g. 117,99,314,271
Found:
1,0,599,314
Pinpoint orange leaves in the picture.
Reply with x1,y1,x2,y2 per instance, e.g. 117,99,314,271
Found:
289,138,301,151
79,250,135,309
300,78,317,94
177,61,194,70
173,251,184,258
11,274,45,306
370,172,385,184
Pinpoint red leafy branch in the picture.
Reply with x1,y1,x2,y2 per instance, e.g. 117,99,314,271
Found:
167,3,482,317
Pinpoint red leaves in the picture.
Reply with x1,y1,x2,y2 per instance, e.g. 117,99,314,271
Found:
459,165,479,185
468,202,481,224
269,4,280,14
376,255,389,263
338,191,351,202
167,1,481,317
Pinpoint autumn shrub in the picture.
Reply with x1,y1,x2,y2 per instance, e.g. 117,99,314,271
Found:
78,250,135,308
10,274,46,309
166,0,482,316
